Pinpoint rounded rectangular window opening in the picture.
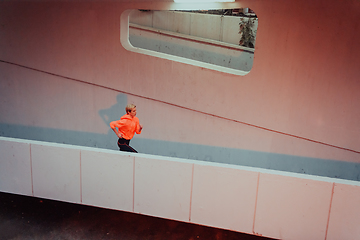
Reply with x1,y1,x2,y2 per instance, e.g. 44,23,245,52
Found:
120,8,258,76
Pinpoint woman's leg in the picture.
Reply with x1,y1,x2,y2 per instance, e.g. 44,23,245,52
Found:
117,138,138,153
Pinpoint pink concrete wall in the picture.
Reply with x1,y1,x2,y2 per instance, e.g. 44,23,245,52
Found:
0,0,360,175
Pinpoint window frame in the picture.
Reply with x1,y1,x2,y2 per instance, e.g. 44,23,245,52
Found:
120,9,256,76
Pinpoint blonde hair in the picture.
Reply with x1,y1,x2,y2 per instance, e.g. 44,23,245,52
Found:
125,103,136,113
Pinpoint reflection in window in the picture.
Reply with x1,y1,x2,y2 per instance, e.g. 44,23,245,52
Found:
124,9,258,75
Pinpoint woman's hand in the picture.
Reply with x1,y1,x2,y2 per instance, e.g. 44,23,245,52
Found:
112,127,123,139
139,124,143,132
117,132,123,138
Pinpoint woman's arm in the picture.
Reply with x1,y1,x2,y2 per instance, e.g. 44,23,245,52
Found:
135,123,143,134
111,127,123,138
110,121,124,138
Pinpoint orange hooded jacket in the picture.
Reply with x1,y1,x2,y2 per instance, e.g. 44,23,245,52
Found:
110,114,142,140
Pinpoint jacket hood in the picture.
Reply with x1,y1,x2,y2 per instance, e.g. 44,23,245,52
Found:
120,114,134,120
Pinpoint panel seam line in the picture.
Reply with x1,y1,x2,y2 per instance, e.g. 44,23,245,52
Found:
30,143,34,196
252,172,260,235
189,163,194,222
324,182,335,240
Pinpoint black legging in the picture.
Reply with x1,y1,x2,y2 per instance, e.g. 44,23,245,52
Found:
117,138,138,153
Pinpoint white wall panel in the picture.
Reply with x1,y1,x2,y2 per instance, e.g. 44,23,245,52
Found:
0,138,32,196
81,149,134,212
254,173,333,240
327,183,360,240
152,11,191,35
221,16,242,45
191,164,258,234
31,143,81,203
190,13,222,41
134,156,193,222
2,138,360,239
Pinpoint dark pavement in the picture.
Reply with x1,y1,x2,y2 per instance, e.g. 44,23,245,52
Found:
0,192,272,240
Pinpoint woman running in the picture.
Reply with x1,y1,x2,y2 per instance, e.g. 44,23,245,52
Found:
110,104,143,152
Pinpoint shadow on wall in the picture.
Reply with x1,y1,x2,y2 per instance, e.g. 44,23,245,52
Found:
0,123,118,151
0,94,129,151
99,94,128,130
1,121,360,181
0,93,359,181
133,138,360,181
